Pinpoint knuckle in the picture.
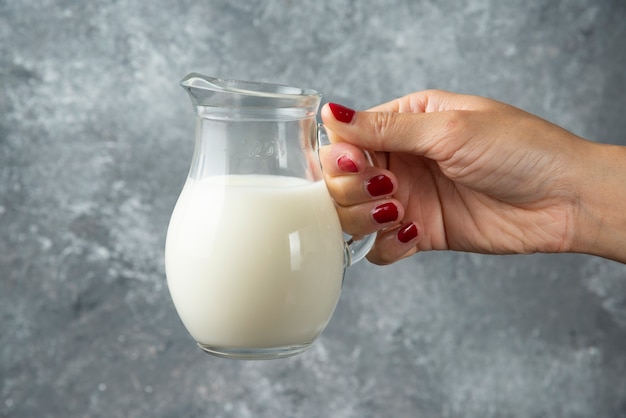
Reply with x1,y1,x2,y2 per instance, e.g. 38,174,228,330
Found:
428,110,470,161
370,111,396,138
440,110,466,137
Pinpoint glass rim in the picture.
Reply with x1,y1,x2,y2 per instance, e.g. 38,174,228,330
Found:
180,73,321,100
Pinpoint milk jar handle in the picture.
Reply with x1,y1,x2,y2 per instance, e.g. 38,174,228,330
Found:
317,124,376,266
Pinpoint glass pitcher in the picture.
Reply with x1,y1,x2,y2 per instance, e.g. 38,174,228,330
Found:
165,73,375,360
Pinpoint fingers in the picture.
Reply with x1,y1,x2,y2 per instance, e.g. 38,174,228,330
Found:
338,199,405,236
319,142,403,235
366,223,420,265
319,93,475,265
320,95,497,161
319,141,372,178
366,89,501,113
322,103,428,155
317,91,513,265
320,141,421,265
319,142,397,206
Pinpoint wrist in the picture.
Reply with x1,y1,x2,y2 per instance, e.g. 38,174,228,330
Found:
570,142,626,263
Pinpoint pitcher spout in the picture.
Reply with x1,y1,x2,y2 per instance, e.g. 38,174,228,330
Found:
180,73,227,108
180,73,321,119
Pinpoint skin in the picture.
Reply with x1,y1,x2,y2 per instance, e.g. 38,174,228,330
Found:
319,90,626,265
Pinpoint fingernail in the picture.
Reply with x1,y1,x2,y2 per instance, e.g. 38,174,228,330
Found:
328,103,356,123
372,202,398,224
366,175,393,197
337,155,358,173
397,223,418,243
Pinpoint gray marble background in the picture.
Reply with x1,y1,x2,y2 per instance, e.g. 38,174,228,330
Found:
2,0,626,417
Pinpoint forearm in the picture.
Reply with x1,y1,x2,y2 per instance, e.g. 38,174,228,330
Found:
571,142,626,263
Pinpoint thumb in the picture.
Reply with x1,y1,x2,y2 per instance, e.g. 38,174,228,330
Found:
321,102,456,159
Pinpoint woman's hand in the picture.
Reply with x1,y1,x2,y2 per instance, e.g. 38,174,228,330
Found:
319,90,626,264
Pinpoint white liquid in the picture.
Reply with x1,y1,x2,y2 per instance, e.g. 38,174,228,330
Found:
165,175,346,349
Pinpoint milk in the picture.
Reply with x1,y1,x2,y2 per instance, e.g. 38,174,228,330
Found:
165,174,346,349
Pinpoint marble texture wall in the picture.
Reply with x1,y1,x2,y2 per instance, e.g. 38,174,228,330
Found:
2,0,626,417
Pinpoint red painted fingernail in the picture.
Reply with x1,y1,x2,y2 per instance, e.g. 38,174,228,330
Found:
372,202,398,224
337,155,358,173
397,223,418,243
366,175,394,197
328,103,356,123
